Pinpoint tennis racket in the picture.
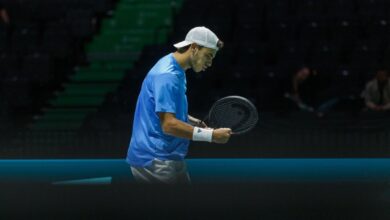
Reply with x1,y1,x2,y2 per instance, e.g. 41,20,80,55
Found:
202,96,258,135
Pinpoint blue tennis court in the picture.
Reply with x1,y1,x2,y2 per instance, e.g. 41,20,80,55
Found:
2,158,390,219
2,158,390,184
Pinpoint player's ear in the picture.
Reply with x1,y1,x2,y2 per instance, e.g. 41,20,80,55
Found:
192,48,198,56
190,44,199,55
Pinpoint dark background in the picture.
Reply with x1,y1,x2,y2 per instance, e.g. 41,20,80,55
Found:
0,0,389,158
1,1,390,218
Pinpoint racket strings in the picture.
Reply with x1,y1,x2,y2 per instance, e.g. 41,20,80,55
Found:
208,97,258,134
211,101,243,125
209,100,238,125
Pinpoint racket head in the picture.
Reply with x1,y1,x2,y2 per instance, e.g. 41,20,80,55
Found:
206,95,258,135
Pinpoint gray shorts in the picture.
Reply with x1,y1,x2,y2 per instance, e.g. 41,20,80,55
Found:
130,158,191,184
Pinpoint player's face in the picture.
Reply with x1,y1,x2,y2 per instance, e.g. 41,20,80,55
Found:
191,47,217,73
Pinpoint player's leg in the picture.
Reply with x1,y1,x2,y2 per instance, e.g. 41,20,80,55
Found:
174,160,191,185
130,159,190,184
130,166,166,184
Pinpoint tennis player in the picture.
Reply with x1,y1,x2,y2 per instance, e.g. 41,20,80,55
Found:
126,26,232,184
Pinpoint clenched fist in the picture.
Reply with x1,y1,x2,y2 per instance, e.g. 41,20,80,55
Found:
212,128,232,144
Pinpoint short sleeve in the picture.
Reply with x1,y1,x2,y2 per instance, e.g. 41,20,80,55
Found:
153,73,180,113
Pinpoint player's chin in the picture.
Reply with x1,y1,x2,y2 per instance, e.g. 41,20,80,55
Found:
194,67,203,73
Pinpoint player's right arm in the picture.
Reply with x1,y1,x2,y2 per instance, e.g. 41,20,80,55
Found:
159,112,231,144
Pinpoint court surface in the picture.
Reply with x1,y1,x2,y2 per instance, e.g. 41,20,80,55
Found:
2,158,390,219
1,158,390,184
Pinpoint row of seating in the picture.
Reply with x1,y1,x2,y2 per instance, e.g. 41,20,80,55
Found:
1,0,389,156
185,0,390,19
2,0,112,22
0,0,117,131
30,0,183,130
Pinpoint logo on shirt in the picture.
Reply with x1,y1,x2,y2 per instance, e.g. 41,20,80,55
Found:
197,128,202,133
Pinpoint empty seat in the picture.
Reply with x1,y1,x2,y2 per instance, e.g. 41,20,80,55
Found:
347,42,382,68
9,24,40,53
308,44,341,69
329,18,361,45
236,1,264,26
231,65,261,80
1,81,33,108
362,17,390,42
293,0,326,19
264,0,291,21
235,44,265,65
234,24,262,44
325,0,358,19
41,23,74,59
0,25,8,50
356,0,388,19
266,18,298,43
21,52,52,84
298,18,330,43
65,9,95,39
0,52,20,77
34,0,67,21
277,44,307,70
329,66,362,96
77,0,112,14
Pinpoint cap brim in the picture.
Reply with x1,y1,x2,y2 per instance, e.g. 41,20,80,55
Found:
173,41,192,48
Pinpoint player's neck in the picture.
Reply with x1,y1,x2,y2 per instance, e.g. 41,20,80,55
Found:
173,52,190,71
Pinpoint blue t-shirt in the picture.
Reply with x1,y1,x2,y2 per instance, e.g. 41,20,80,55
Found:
126,53,189,167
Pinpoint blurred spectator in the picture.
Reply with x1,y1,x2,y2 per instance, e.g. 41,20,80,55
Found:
361,69,390,112
0,1,9,25
283,66,315,112
280,66,359,118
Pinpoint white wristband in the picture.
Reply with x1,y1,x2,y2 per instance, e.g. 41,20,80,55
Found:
192,127,213,142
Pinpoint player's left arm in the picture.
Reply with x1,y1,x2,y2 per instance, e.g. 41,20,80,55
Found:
188,115,207,128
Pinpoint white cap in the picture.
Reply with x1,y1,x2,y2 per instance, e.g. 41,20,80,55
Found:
173,26,220,50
